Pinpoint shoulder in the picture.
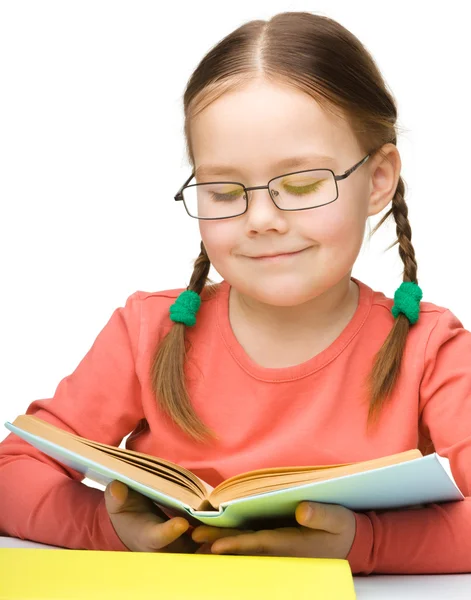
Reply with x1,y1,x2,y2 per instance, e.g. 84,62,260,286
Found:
366,280,454,330
133,281,221,306
122,282,222,329
369,284,449,320
358,278,467,349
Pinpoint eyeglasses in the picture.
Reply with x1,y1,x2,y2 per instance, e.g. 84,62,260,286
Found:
174,153,371,220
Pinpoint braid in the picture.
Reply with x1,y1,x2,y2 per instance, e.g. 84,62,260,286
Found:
150,240,217,441
188,240,212,294
365,175,419,426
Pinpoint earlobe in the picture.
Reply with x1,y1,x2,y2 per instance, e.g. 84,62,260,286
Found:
367,192,393,217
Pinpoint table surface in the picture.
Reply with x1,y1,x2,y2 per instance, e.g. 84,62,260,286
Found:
2,536,471,599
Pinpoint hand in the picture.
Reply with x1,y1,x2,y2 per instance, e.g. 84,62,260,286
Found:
104,480,200,553
191,501,357,558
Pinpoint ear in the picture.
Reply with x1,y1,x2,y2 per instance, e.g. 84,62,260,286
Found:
366,143,402,217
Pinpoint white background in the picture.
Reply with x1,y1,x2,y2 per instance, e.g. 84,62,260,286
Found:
1,0,469,442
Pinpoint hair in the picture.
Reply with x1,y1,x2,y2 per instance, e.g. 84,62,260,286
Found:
151,11,418,441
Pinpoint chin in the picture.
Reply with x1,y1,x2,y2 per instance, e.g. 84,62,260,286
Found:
237,279,315,307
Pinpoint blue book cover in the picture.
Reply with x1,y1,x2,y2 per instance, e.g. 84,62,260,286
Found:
4,417,465,528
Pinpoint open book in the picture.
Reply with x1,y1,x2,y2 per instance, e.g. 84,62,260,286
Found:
5,415,465,528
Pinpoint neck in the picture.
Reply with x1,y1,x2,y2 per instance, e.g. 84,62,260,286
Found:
229,275,359,339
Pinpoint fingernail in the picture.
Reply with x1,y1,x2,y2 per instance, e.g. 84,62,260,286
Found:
110,482,125,502
302,504,313,521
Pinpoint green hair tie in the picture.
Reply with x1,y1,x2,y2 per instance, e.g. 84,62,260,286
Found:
391,281,423,325
169,289,201,327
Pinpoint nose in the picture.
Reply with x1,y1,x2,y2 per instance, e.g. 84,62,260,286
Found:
244,187,287,232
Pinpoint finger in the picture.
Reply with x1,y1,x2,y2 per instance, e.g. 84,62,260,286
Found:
194,542,214,554
295,501,349,534
144,517,191,551
104,480,129,514
105,481,167,517
211,527,344,558
192,526,247,543
212,529,297,556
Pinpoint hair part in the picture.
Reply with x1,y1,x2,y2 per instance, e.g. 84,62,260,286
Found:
151,11,418,441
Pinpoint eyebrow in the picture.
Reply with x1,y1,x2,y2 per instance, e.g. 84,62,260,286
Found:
194,154,336,179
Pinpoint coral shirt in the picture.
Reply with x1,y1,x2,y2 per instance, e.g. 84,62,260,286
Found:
1,277,471,574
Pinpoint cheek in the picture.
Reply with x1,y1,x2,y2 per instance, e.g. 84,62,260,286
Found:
199,221,235,260
304,199,366,248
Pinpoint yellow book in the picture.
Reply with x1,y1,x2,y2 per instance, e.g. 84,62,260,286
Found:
0,548,356,599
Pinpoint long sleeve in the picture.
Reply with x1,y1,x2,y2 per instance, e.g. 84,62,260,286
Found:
0,292,145,550
346,309,471,574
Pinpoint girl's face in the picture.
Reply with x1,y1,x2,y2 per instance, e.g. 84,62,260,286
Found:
191,79,388,307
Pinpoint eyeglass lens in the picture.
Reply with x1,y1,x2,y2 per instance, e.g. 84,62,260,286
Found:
182,170,337,219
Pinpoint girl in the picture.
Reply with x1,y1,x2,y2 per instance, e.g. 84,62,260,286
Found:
1,11,470,575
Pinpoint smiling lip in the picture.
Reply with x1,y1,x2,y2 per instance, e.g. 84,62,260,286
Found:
249,247,310,260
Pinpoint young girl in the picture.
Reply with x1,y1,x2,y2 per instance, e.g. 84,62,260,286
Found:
1,11,470,575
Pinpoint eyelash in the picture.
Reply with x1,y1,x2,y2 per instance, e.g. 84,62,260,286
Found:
210,180,323,202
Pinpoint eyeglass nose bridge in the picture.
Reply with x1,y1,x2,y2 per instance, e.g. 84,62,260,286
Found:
243,183,280,205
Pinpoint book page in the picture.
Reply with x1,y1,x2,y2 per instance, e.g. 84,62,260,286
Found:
78,438,208,497
208,449,423,507
11,415,206,510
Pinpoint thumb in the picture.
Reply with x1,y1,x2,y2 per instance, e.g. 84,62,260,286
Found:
295,501,349,534
104,480,129,514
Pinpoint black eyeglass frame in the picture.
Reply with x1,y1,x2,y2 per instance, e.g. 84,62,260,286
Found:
174,152,371,220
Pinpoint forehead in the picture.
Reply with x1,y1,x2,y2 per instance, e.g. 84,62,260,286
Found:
190,81,353,179
194,154,337,179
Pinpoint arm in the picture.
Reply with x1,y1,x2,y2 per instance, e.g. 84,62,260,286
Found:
0,292,145,551
347,309,471,574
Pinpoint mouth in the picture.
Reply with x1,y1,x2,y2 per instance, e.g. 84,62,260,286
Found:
248,247,311,262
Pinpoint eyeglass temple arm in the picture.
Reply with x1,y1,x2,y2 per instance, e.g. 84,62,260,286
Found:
174,171,195,201
334,154,370,181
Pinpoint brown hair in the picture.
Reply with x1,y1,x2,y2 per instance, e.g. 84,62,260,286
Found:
151,12,418,441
